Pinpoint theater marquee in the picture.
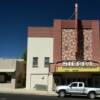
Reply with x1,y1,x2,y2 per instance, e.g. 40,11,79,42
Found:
56,66,100,72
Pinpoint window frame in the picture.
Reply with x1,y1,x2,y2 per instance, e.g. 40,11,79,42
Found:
70,83,78,87
32,57,38,68
79,83,83,87
44,57,50,67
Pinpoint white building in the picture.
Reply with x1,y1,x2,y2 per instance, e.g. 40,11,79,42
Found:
26,27,54,90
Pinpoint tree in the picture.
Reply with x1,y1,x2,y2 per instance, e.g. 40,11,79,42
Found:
16,49,27,88
22,49,27,64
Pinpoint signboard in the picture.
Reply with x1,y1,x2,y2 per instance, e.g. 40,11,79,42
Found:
56,66,100,72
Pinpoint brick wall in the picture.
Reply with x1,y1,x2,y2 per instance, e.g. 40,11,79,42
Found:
62,29,77,60
62,29,92,61
84,29,92,60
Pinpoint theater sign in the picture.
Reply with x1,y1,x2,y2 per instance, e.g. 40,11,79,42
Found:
55,61,100,72
56,66,100,72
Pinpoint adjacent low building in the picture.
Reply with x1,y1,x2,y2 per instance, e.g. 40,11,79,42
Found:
0,58,25,89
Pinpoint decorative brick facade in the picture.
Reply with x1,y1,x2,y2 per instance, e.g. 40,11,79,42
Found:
62,29,77,60
84,29,92,60
62,29,93,61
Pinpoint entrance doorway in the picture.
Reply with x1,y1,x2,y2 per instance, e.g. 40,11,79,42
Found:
53,73,94,87
92,75,100,87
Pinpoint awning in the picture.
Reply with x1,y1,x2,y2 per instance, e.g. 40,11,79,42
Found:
0,69,16,72
0,59,16,72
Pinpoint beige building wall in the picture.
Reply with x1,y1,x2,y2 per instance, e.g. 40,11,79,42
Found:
26,37,53,89
0,58,24,89
0,78,15,89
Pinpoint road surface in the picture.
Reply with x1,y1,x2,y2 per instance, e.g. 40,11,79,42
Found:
0,93,99,100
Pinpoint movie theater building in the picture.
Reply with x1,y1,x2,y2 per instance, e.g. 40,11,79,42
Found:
26,19,100,91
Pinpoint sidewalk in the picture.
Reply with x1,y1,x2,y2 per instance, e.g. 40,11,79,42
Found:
0,88,57,96
0,88,100,98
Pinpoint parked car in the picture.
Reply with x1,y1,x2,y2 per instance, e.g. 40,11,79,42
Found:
55,82,100,99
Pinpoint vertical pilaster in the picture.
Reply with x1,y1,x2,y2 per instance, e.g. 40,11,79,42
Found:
48,73,54,91
92,20,100,63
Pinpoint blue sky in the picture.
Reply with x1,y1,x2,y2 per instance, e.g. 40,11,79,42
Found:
0,0,100,58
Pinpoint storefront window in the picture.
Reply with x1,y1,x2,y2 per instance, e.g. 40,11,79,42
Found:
0,73,11,83
0,74,5,83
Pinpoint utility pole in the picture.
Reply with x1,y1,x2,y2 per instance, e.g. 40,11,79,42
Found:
75,0,78,21
74,0,78,58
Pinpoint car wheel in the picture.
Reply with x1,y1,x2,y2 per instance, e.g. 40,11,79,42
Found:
88,92,96,99
58,90,66,97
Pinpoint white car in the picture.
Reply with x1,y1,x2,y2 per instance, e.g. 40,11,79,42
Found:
55,82,100,99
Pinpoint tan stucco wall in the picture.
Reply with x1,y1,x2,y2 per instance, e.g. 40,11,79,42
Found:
26,37,53,89
0,78,15,89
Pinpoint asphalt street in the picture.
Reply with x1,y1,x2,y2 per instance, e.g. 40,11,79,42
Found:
0,93,100,100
